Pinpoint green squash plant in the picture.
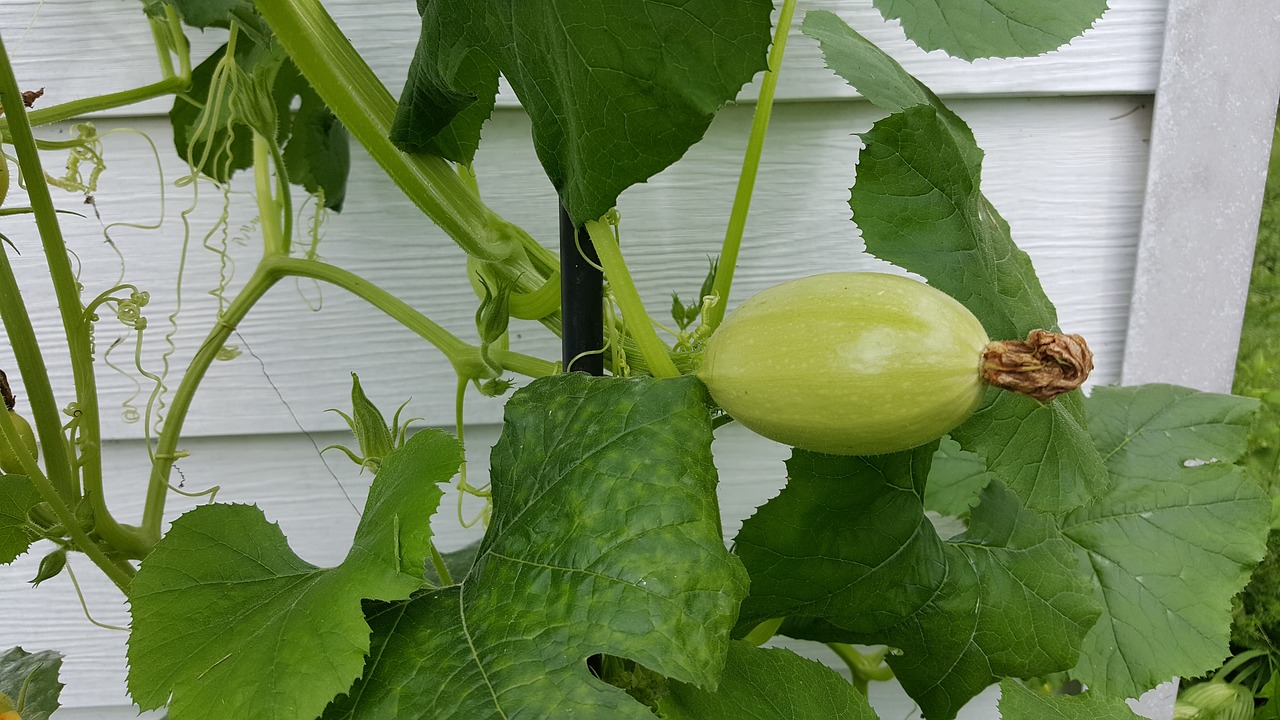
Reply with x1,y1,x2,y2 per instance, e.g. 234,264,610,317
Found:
0,1,1271,718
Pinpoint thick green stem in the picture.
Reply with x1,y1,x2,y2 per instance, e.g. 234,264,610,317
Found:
0,34,150,557
270,257,557,379
141,264,281,539
254,0,511,261
254,133,287,256
705,0,798,331
0,405,133,591
827,643,894,695
585,221,679,378
0,78,189,137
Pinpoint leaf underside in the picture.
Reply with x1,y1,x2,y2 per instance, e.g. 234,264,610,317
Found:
394,0,774,225
997,679,1141,720
874,0,1109,61
0,474,39,564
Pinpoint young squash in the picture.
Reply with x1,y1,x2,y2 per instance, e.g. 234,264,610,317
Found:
0,410,36,475
696,272,1089,456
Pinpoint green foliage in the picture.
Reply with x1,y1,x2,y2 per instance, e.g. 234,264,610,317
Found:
7,1,1264,718
1235,120,1280,497
873,0,1109,60
0,474,38,564
997,679,1141,720
925,435,995,518
0,647,63,720
1064,385,1269,697
170,27,348,208
735,447,1099,720
393,0,773,225
657,641,880,719
322,375,747,719
127,430,463,720
806,11,1108,513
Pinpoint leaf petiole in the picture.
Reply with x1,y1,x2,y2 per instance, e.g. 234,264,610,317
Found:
706,0,798,331
586,220,679,378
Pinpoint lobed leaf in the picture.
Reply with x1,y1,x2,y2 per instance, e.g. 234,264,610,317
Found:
1065,384,1270,697
394,0,774,225
873,0,1108,61
324,374,748,719
0,647,63,720
0,475,38,564
735,448,1098,720
658,641,880,719
997,679,1141,720
807,12,1108,513
127,429,463,720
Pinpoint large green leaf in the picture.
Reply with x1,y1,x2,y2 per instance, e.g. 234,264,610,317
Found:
874,0,1108,60
658,641,880,719
806,11,1108,514
393,0,773,225
734,444,947,635
0,475,38,564
0,647,63,720
736,448,1098,720
127,429,463,720
997,679,1141,720
323,374,748,719
1065,385,1270,697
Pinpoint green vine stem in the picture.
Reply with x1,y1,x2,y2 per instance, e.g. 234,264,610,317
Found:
255,0,526,267
585,220,679,378
705,0,798,331
0,407,133,590
141,263,280,541
0,33,151,558
428,543,452,587
141,256,558,538
270,257,558,379
252,0,680,377
827,643,895,695
0,8,189,139
254,133,288,256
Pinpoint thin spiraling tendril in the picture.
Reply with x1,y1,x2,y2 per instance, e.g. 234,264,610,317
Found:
102,336,142,424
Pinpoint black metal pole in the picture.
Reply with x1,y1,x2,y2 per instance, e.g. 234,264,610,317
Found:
559,203,604,375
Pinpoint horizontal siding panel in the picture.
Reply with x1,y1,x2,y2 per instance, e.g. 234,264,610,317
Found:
2,0,1164,118
0,96,1150,440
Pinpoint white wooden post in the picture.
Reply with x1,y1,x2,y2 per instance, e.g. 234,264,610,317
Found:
1121,0,1280,394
